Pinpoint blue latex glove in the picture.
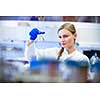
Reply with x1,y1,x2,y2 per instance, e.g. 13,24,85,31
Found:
29,28,45,40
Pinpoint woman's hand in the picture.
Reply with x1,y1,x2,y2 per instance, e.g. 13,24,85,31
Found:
29,28,45,40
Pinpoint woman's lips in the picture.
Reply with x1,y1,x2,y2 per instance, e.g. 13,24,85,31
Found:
61,43,66,45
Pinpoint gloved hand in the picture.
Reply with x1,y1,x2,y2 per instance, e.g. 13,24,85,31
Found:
29,28,45,40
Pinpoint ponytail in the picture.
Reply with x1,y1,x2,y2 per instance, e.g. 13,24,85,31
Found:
57,47,64,60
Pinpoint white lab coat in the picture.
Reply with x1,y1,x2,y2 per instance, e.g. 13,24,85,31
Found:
25,42,90,64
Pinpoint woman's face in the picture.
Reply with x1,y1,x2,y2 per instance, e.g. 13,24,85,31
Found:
58,29,76,49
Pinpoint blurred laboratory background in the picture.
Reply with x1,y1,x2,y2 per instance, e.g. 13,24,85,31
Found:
0,16,100,83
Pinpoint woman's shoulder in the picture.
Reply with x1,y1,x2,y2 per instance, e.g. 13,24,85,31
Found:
74,50,89,61
70,50,90,67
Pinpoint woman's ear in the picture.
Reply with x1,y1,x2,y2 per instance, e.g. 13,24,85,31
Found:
74,33,77,39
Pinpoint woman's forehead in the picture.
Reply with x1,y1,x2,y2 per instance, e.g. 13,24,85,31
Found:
58,29,72,35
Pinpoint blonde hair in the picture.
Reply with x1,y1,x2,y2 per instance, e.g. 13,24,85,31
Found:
57,23,76,60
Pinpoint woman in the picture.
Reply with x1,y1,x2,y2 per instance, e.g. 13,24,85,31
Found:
25,23,90,82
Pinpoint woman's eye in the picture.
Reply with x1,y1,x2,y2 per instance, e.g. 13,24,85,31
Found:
63,35,68,38
58,36,61,38
58,35,69,39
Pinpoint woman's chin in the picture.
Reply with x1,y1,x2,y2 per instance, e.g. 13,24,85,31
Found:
62,45,67,48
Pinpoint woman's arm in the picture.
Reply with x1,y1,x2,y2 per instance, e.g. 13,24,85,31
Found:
24,40,36,60
27,40,34,47
25,28,45,60
25,40,60,61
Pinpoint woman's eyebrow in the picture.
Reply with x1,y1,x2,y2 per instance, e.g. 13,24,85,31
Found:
63,34,69,37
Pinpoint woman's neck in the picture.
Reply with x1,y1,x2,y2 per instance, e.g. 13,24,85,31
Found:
66,47,76,54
